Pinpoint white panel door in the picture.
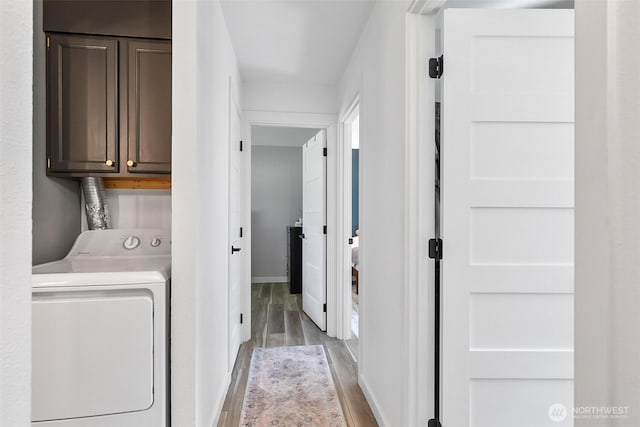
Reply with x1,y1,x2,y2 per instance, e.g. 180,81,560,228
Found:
441,9,574,427
228,95,245,370
303,130,327,331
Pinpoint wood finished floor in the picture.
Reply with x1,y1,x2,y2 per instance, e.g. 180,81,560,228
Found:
217,282,378,427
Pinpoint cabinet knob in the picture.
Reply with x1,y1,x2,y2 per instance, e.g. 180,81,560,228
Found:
105,159,114,167
127,160,136,167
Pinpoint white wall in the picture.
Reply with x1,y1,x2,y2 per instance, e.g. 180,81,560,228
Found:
80,189,171,231
337,2,410,425
0,1,33,425
243,81,337,114
32,0,81,265
252,126,319,147
251,146,303,280
173,1,241,425
575,1,640,425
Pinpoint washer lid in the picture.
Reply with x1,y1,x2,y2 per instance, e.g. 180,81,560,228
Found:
32,256,170,288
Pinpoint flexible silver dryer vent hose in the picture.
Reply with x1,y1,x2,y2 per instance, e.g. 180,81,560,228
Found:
81,177,111,230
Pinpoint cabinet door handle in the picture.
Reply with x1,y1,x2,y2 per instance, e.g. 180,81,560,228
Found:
105,159,114,167
231,246,241,254
127,160,136,167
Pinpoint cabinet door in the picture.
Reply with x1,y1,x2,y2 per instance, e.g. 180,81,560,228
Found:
126,40,172,174
48,34,118,173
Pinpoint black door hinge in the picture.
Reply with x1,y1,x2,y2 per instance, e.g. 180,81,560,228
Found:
240,227,243,238
428,238,443,260
240,313,244,324
323,147,328,157
323,225,327,234
323,303,327,313
240,140,244,152
429,55,444,79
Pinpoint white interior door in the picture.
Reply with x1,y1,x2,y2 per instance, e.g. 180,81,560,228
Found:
441,9,574,426
303,129,327,331
228,95,245,369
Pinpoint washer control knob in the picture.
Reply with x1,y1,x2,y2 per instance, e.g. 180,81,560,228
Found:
150,238,162,248
123,235,140,250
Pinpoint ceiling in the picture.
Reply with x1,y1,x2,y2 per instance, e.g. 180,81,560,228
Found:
220,0,375,85
252,126,320,147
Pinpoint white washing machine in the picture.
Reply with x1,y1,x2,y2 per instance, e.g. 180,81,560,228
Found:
31,229,170,427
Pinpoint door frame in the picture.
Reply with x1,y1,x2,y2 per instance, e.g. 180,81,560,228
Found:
405,3,438,424
337,96,360,342
227,85,247,360
244,110,338,337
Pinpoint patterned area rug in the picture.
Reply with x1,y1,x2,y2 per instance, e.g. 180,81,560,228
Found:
240,345,347,427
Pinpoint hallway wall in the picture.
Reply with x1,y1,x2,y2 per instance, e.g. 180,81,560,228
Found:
0,1,33,424
575,1,640,425
251,146,303,281
352,148,359,236
338,1,411,425
172,1,242,425
243,82,337,114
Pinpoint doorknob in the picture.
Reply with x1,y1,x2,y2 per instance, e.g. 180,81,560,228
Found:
299,234,305,239
231,246,241,254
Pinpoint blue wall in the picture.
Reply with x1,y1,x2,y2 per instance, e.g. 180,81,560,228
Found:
352,149,359,236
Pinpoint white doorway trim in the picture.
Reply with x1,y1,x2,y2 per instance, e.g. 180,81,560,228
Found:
337,97,360,341
244,110,339,337
404,9,437,425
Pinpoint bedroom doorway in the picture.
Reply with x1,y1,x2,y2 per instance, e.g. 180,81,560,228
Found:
343,102,360,359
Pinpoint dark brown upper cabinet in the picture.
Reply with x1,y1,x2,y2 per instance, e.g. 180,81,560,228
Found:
48,34,119,173
126,40,172,174
46,33,171,177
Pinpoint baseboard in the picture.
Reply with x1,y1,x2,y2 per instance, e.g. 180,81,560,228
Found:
209,371,232,427
358,373,389,427
251,276,288,284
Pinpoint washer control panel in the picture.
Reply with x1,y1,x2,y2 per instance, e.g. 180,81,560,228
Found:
121,234,167,252
69,229,171,257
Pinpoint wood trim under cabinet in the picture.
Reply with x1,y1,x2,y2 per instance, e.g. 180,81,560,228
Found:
103,177,171,190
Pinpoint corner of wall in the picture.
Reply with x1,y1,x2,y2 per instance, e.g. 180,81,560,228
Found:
336,2,411,425
31,0,81,265
0,0,34,424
